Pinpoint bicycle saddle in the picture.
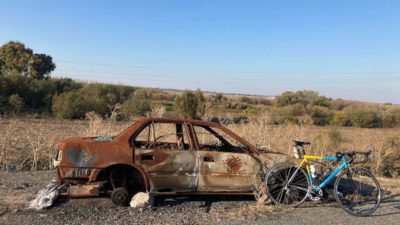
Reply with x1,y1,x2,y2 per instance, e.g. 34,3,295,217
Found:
293,140,311,146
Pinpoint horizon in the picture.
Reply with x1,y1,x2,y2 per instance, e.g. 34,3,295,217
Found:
1,0,399,103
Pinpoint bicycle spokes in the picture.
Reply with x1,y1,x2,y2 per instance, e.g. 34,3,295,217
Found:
266,163,310,207
334,168,381,216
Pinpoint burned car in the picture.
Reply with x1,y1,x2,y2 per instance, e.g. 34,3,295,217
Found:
54,117,292,206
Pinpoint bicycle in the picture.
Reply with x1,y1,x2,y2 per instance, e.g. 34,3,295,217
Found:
265,140,382,216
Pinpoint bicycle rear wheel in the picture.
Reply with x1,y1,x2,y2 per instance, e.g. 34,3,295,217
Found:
334,168,382,216
266,163,310,207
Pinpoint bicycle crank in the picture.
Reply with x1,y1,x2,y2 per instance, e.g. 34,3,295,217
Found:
308,186,323,201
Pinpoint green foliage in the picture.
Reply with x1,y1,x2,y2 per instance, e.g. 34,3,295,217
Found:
174,90,205,118
381,135,400,177
282,116,299,124
349,109,382,128
52,83,135,119
242,107,258,117
8,94,25,112
330,114,347,126
0,75,83,114
276,90,331,108
194,89,206,117
309,106,332,126
382,108,400,128
0,41,55,79
122,89,152,118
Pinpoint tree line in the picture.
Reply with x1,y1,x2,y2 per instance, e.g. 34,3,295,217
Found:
1,41,400,128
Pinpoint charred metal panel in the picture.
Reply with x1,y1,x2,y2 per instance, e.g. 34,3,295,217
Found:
135,149,199,193
197,151,261,192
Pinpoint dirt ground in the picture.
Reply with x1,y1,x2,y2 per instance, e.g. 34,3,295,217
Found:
0,170,399,225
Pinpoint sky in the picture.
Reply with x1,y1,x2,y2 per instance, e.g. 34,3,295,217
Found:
0,0,399,103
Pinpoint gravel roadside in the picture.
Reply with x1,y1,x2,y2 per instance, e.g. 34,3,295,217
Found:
1,170,399,225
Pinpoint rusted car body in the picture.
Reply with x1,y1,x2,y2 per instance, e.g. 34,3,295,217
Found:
54,117,293,205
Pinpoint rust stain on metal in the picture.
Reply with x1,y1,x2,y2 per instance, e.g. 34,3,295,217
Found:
223,156,246,174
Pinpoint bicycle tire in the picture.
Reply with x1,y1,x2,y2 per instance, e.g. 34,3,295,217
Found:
266,163,310,207
334,167,382,216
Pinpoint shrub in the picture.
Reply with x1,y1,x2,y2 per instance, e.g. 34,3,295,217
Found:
349,109,382,128
330,113,352,127
309,106,332,126
282,116,299,125
194,89,206,117
276,90,332,108
8,94,25,112
276,91,300,107
381,108,400,128
381,135,400,177
242,108,258,117
122,89,152,118
173,89,205,118
52,83,133,119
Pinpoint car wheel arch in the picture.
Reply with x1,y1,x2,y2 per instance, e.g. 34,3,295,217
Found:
95,163,150,192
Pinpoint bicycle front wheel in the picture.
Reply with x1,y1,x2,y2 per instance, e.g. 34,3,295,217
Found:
334,168,382,216
266,163,310,207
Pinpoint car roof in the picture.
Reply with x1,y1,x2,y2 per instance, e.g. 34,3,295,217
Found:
134,116,221,127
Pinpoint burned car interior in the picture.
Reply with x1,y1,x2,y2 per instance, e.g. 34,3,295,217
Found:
193,125,248,153
131,121,248,153
132,122,190,150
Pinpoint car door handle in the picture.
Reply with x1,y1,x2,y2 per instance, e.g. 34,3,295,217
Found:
141,154,154,161
203,156,214,162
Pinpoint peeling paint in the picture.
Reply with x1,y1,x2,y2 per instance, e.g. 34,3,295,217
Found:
66,149,97,167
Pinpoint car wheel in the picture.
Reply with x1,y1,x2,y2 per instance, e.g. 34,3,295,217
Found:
111,187,130,206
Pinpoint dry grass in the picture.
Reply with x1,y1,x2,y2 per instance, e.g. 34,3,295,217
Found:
0,116,399,176
0,116,126,170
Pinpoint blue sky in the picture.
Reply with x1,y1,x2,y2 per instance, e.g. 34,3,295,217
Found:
0,0,399,103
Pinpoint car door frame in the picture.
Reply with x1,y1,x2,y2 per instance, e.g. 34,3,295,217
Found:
132,120,200,193
189,122,262,193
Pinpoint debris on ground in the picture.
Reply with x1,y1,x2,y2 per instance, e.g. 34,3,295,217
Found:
27,181,65,210
129,192,154,208
0,206,7,216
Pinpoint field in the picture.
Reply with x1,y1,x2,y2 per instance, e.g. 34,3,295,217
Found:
1,116,399,177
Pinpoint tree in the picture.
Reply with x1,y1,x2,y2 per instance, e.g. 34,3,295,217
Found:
29,53,55,79
0,41,55,79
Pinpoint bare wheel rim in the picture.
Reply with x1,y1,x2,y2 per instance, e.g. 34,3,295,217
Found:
334,168,382,216
111,187,130,206
266,163,310,207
